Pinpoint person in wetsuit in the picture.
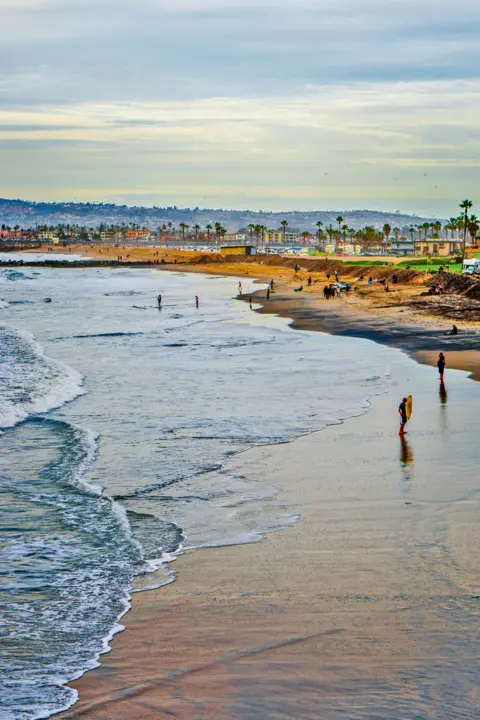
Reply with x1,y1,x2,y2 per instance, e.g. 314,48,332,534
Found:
398,397,408,436
437,352,446,382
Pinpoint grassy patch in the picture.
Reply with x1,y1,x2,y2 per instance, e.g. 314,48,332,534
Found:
397,260,462,273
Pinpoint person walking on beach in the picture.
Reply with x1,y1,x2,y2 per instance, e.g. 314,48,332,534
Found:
266,288,270,300
195,295,199,309
157,294,162,309
249,295,252,309
398,397,408,435
238,281,242,294
307,275,312,287
437,352,446,382
324,285,330,299
270,279,274,290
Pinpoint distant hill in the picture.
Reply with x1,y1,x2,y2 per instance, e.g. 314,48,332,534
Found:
0,197,443,233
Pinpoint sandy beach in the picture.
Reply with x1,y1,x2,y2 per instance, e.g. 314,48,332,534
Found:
50,258,480,719
28,243,480,335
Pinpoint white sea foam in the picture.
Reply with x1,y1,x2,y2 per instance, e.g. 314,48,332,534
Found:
0,323,85,429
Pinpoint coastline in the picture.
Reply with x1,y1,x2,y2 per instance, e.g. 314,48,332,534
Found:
54,268,480,719
20,242,480,332
19,243,480,379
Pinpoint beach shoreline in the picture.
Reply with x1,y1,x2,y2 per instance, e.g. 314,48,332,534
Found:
18,243,480,381
51,261,480,719
19,243,480,331
57,346,480,719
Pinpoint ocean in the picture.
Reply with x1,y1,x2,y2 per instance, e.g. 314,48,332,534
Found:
0,261,392,719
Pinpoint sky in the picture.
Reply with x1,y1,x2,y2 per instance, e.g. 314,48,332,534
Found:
0,0,479,215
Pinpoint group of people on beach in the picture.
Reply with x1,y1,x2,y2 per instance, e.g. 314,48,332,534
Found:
323,284,340,299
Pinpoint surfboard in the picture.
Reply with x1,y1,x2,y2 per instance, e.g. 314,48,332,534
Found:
406,395,413,421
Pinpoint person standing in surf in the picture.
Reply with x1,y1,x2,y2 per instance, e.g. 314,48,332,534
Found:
437,352,446,382
398,397,408,435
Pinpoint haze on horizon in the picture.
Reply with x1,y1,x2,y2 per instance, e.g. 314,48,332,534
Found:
0,0,479,217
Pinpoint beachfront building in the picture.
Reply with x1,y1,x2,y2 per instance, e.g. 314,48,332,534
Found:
264,228,301,244
389,237,416,256
415,239,462,257
124,229,153,244
220,245,256,256
37,230,60,243
100,231,123,244
341,243,361,255
233,229,250,244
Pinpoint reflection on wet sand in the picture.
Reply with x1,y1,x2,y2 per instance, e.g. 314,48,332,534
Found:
400,435,413,467
440,379,448,404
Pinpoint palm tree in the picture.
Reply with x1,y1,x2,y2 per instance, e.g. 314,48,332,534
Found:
432,221,442,239
316,220,324,238
205,224,213,242
326,224,334,249
409,226,415,242
281,220,288,245
383,223,392,244
193,224,200,242
259,225,267,246
179,223,189,241
468,214,479,246
426,222,432,239
214,222,227,247
336,216,344,235
448,218,457,239
460,199,473,258
301,231,310,244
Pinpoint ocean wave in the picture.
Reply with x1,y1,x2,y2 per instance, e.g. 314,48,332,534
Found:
51,331,147,341
0,323,85,429
0,418,185,720
104,290,145,296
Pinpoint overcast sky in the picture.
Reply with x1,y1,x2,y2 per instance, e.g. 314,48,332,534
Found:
0,0,479,214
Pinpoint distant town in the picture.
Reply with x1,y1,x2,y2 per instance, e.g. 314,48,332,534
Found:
0,197,478,257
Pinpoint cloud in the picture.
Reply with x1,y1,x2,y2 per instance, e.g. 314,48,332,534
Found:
0,0,479,213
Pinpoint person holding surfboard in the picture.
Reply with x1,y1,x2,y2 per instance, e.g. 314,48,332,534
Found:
398,395,412,435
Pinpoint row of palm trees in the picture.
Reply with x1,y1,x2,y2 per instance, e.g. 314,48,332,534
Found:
2,201,477,256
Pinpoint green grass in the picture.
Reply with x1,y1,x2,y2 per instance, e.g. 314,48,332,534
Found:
340,260,389,267
397,260,462,273
307,253,467,274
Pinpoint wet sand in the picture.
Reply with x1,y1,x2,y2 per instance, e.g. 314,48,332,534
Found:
57,326,480,719
414,350,480,381
247,291,480,378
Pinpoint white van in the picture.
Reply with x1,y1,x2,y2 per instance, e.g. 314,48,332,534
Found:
462,258,480,275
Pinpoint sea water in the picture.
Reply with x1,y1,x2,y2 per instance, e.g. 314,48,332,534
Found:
0,263,392,719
